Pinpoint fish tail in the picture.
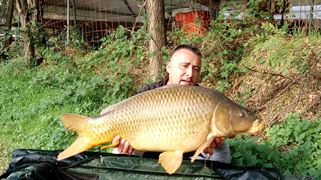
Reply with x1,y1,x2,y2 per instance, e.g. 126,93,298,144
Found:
60,114,89,133
57,114,93,160
57,136,92,160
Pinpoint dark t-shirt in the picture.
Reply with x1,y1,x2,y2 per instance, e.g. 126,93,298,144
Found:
137,78,168,94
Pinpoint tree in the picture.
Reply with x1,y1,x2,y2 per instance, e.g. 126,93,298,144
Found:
0,0,9,22
146,0,167,81
0,0,15,60
15,0,42,65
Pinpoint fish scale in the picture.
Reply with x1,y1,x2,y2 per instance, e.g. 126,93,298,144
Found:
57,85,265,174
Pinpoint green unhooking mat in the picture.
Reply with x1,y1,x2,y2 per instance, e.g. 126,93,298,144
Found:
0,149,314,180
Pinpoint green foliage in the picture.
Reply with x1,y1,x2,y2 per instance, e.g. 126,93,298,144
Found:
242,24,321,76
0,59,74,151
229,114,321,177
201,19,262,90
0,26,150,174
0,24,151,149
246,0,271,19
167,19,257,91
0,31,24,60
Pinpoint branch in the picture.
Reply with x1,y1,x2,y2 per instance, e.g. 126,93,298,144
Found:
241,63,289,79
131,1,146,32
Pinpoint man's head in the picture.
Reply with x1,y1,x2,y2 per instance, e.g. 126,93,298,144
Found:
166,44,202,86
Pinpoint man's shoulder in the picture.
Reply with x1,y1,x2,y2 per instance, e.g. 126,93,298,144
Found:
137,79,168,94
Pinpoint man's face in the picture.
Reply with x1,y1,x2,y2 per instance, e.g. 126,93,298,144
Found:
166,48,201,86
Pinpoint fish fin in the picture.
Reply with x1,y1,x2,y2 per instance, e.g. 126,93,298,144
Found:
57,136,92,160
100,141,120,150
191,136,215,162
58,114,92,160
61,114,90,133
159,151,183,174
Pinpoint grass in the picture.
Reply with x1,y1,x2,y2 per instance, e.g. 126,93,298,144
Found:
0,59,84,173
0,43,139,173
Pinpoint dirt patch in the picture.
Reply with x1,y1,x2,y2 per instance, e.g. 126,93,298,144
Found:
227,69,321,126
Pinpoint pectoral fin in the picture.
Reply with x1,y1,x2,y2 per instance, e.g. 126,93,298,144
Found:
191,136,215,162
159,151,183,174
100,141,120,150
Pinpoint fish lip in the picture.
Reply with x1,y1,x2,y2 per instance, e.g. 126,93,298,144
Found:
250,120,266,135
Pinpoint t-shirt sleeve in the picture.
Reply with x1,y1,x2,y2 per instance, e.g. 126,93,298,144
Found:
137,79,167,94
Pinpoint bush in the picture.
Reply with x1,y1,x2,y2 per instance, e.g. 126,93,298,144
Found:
229,114,321,177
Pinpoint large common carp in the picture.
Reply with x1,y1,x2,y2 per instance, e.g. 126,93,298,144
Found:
57,85,265,174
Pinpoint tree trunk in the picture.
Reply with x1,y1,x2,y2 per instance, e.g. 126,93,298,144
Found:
146,0,166,81
0,0,15,60
5,0,15,31
15,0,41,65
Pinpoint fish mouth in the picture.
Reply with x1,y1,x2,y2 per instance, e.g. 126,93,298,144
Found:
249,119,266,135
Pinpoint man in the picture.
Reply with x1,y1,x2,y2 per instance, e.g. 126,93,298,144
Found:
105,44,231,163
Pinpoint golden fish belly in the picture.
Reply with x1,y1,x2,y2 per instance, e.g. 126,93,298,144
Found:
127,113,211,152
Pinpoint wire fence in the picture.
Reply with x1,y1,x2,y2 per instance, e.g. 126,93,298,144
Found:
41,0,143,47
2,0,321,48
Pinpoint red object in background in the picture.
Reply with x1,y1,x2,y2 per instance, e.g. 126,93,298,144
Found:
175,10,210,33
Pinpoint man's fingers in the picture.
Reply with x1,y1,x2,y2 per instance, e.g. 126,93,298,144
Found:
112,135,135,155
209,141,216,148
203,147,214,155
217,137,224,143
118,139,126,152
209,139,218,148
112,135,121,144
204,137,225,155
128,146,133,155
213,137,224,147
122,141,130,153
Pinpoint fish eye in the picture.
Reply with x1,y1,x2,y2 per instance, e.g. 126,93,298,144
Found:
239,112,245,118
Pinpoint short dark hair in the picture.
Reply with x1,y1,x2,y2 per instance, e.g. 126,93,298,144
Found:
173,44,202,57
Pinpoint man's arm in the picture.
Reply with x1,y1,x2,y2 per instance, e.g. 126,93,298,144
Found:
137,79,168,94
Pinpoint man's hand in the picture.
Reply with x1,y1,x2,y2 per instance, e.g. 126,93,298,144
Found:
112,135,224,156
112,135,134,155
203,137,224,155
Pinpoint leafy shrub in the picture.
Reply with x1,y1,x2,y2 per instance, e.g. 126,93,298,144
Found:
229,114,321,177
242,22,321,77
167,18,264,91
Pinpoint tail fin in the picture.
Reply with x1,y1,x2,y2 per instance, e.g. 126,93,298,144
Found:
57,136,92,160
61,114,89,133
57,114,93,160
